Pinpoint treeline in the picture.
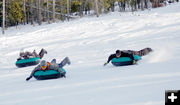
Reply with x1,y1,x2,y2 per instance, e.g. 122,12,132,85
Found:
0,0,179,28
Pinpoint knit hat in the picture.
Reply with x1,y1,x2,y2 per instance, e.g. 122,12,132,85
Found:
116,50,121,54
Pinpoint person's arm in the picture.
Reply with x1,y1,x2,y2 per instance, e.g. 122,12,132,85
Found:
107,54,116,63
104,54,116,66
49,64,59,71
26,66,39,81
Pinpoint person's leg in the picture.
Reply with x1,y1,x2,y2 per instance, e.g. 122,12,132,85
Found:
128,50,142,56
26,69,36,81
38,48,47,59
138,47,152,56
58,57,71,68
33,50,40,58
123,50,140,56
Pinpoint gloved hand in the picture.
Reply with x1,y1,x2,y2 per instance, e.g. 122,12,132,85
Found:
62,74,66,78
132,60,136,64
26,76,32,81
104,62,108,66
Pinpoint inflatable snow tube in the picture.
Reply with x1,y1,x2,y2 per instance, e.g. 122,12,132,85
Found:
33,68,66,80
111,55,141,66
15,57,40,68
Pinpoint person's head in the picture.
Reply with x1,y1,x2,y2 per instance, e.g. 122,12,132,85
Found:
116,50,121,58
40,60,47,70
20,52,25,56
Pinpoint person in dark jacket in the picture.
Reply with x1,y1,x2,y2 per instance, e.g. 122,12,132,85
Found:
26,57,71,81
104,50,135,66
104,47,152,66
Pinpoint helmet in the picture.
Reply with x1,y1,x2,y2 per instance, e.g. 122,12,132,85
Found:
40,60,47,70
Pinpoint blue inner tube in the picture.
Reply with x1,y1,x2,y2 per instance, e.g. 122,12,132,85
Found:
15,57,40,68
33,68,66,80
111,55,141,66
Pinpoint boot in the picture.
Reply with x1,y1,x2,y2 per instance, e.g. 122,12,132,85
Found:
147,47,153,52
42,48,47,54
26,76,32,81
66,57,71,65
39,48,47,59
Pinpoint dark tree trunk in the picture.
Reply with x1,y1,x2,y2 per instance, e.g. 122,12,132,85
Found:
135,0,137,11
23,0,27,25
144,0,148,8
94,0,99,17
111,2,115,12
2,0,5,34
67,0,70,21
38,0,42,25
79,2,84,16
141,0,144,10
122,2,125,11
53,0,55,22
137,0,140,9
46,0,50,24
30,0,34,25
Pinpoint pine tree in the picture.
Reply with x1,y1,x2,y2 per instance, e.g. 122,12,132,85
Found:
8,1,23,26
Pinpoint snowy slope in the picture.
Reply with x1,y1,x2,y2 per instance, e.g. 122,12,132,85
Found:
0,3,180,105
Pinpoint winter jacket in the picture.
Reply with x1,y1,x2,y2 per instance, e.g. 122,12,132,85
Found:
29,62,63,77
18,51,37,59
107,51,134,63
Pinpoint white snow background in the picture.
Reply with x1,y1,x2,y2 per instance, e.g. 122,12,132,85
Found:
0,2,180,105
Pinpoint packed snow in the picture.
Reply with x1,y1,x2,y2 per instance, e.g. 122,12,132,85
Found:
0,2,180,105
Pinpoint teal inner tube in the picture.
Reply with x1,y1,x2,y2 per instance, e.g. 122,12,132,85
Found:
15,57,40,67
111,55,141,66
33,68,66,80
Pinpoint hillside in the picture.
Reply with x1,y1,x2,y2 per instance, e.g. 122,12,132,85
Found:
0,2,180,105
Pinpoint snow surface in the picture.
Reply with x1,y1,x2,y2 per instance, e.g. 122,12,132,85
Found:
0,3,180,105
